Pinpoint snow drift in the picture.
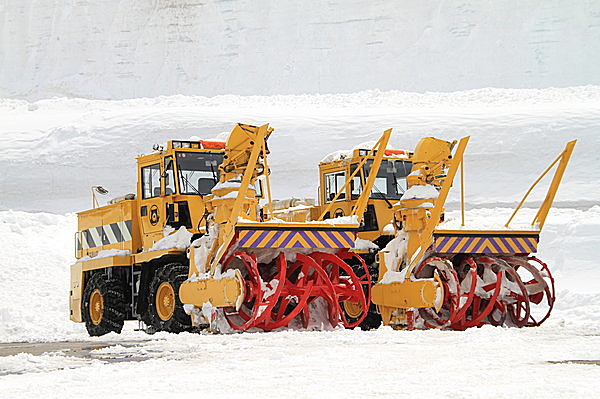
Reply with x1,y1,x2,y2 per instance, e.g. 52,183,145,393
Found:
1,86,598,214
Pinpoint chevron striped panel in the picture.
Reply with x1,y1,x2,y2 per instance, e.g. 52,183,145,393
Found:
77,220,133,250
237,229,356,249
434,234,538,254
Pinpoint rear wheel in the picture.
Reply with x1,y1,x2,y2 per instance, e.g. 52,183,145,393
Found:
148,263,192,333
82,272,127,336
335,251,379,330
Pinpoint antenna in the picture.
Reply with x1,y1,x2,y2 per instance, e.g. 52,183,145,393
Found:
91,185,109,208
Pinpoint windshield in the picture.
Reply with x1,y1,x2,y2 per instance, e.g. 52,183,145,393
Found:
175,151,223,195
351,159,412,200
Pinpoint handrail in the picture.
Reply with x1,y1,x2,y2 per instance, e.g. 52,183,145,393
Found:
505,140,576,229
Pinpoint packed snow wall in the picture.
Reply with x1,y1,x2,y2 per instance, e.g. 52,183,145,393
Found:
1,87,599,213
1,0,599,99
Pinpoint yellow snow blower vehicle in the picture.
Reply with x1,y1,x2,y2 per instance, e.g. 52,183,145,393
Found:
303,136,576,330
70,124,391,335
369,136,576,330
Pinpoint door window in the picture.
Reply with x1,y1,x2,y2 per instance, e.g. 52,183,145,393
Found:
142,164,161,199
164,157,176,195
324,171,346,202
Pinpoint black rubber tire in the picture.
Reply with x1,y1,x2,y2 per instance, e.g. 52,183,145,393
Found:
340,255,382,331
82,272,127,337
147,263,192,333
358,305,383,331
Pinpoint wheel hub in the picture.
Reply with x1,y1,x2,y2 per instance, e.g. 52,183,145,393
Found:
89,289,104,325
343,300,364,319
156,282,175,321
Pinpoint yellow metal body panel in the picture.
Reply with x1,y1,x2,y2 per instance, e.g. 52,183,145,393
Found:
76,200,139,259
179,276,243,308
133,249,186,264
372,280,437,309
69,262,83,322
76,255,132,271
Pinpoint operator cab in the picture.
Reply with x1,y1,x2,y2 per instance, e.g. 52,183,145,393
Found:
318,148,412,241
136,140,227,248
139,140,225,199
320,148,412,205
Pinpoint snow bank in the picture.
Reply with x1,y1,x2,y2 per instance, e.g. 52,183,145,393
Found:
2,87,596,214
353,238,379,251
0,211,86,342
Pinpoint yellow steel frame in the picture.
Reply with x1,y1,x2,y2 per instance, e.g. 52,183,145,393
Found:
505,140,577,229
405,136,470,276
208,124,271,273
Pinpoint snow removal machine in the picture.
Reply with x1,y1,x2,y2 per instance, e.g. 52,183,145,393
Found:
71,123,384,335
297,135,576,330
70,123,575,336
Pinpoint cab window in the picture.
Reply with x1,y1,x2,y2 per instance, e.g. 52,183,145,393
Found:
364,159,412,200
254,177,264,198
164,156,176,195
324,171,346,202
176,151,223,195
142,163,161,199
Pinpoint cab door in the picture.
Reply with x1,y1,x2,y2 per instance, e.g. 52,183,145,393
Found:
139,161,165,249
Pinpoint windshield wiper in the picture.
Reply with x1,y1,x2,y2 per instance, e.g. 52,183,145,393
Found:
392,170,405,196
210,163,218,184
370,183,393,209
178,168,202,196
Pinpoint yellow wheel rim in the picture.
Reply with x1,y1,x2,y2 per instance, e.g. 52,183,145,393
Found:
343,300,364,319
89,289,104,325
156,282,175,321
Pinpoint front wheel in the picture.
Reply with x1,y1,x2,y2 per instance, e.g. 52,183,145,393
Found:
82,272,127,336
147,263,192,333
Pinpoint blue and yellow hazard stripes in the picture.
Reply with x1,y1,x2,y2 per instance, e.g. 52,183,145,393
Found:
77,220,133,251
236,228,356,249
433,233,538,254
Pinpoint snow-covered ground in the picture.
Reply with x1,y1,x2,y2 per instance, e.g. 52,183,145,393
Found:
1,327,599,399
